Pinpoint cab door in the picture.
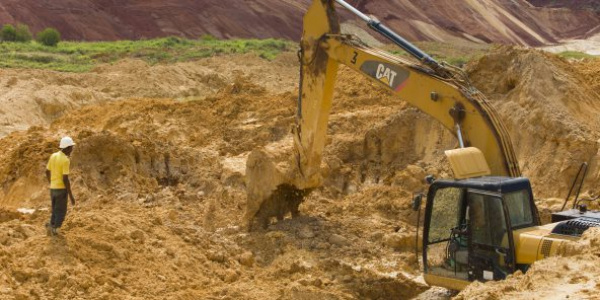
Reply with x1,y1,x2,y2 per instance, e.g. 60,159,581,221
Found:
466,190,516,281
423,186,471,289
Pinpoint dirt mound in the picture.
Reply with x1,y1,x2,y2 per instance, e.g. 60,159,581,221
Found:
577,58,600,95
456,228,600,299
0,53,298,137
0,74,296,207
467,46,600,199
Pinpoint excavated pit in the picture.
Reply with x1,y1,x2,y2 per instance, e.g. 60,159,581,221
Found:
0,47,598,299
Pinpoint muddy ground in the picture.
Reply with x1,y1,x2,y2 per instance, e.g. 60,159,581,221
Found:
0,47,599,299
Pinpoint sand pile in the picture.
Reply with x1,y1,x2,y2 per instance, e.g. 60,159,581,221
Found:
0,75,295,207
456,228,600,299
467,47,600,199
576,58,600,95
0,53,298,137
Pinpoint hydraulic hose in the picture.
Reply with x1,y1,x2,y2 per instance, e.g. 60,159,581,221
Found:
334,0,442,71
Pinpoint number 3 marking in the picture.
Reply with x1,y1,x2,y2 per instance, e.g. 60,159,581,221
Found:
351,51,358,64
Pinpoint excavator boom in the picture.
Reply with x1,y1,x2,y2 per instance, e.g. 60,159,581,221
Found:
294,0,520,191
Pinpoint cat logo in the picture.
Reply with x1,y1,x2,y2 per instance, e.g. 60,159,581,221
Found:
375,64,398,87
360,61,410,91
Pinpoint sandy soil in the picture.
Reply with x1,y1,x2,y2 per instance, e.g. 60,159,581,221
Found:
467,46,600,199
577,58,600,94
456,228,600,300
0,53,298,136
0,48,599,299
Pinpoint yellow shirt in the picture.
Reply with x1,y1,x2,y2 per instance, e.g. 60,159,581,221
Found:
47,151,70,189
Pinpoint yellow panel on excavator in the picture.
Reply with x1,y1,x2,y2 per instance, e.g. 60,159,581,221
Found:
445,147,491,179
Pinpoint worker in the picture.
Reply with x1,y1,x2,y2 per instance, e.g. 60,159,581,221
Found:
45,136,76,236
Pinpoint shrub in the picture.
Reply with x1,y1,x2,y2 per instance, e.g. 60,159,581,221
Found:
15,24,32,42
37,28,61,46
1,24,16,42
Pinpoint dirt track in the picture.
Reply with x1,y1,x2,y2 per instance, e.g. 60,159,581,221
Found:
0,48,600,299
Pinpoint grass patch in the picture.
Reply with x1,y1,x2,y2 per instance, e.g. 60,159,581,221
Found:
8,35,593,74
0,37,295,72
557,51,598,60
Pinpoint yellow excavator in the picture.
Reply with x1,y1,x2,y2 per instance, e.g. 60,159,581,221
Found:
247,0,600,291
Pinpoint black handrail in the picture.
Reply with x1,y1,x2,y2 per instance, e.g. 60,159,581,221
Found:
561,162,589,211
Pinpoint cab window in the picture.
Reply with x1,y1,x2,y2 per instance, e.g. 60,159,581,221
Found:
468,193,507,247
428,187,463,243
504,190,534,228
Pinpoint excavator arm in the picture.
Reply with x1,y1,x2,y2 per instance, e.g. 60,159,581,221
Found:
293,0,520,190
245,0,521,231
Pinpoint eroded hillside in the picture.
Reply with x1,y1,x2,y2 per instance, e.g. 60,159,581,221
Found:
0,0,598,46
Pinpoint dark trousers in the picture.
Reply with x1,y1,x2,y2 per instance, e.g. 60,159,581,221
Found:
50,189,68,228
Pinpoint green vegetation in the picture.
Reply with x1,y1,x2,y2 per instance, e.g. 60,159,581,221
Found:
557,51,598,60
2,24,33,42
1,25,17,42
37,28,61,46
1,32,594,74
0,36,295,72
15,24,33,42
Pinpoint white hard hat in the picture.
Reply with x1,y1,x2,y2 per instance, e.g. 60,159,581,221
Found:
59,136,75,149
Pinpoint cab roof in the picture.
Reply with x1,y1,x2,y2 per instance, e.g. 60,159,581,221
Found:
432,176,532,194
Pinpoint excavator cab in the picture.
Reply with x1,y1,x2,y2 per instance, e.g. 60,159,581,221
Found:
422,177,539,290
